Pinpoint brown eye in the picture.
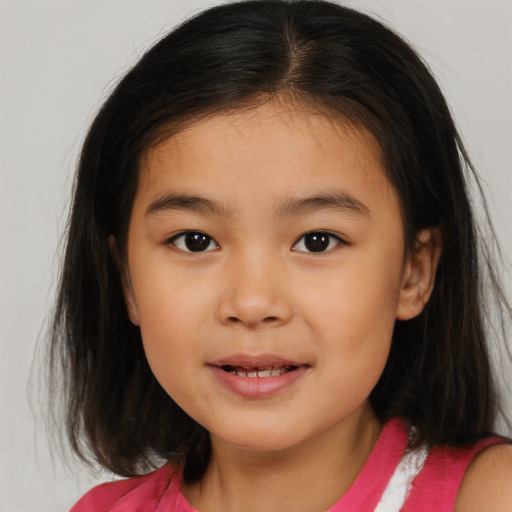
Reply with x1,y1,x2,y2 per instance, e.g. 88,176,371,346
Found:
171,232,219,252
293,231,342,253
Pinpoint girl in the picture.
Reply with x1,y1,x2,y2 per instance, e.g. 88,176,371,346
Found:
48,0,512,510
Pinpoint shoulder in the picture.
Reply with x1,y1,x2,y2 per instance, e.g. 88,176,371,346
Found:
69,465,177,512
402,436,511,511
455,443,512,511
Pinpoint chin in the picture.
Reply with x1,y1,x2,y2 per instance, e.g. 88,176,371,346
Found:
210,422,307,453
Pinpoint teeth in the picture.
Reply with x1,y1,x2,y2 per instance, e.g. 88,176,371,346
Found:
226,365,296,378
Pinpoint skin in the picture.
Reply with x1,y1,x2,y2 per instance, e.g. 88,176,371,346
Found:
122,100,443,512
455,444,512,510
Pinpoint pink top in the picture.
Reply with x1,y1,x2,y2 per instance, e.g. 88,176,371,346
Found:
70,418,505,512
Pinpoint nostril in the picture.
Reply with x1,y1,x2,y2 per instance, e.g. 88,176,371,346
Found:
226,315,279,325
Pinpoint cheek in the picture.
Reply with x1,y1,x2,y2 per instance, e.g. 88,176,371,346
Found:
136,290,212,410
131,247,214,329
299,248,402,380
128,257,216,386
304,256,402,340
315,291,395,415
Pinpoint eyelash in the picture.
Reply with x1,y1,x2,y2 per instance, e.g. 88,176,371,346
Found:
167,230,345,254
292,231,345,253
168,231,219,253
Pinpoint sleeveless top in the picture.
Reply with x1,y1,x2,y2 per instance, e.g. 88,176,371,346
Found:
70,418,506,512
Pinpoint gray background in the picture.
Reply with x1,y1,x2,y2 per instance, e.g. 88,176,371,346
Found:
1,1,511,510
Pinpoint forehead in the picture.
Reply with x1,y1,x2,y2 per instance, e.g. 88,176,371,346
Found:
136,101,400,219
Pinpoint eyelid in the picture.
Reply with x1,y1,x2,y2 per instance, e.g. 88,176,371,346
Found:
167,230,219,253
164,230,345,254
292,230,346,253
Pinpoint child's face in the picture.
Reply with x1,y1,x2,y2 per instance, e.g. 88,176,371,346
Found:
124,101,414,453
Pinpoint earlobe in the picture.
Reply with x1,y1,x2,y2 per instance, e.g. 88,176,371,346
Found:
396,228,442,321
123,281,141,326
108,235,140,326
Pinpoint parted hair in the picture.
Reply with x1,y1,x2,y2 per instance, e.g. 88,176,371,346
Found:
48,0,508,481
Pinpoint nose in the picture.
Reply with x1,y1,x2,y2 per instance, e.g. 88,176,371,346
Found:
216,249,294,329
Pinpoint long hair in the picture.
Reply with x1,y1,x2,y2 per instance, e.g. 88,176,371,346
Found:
47,0,508,480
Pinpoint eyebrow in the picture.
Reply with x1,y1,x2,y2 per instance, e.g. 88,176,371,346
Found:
145,191,370,219
145,194,232,217
276,192,371,219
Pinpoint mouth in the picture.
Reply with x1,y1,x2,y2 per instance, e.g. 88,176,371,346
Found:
208,354,308,398
220,364,299,378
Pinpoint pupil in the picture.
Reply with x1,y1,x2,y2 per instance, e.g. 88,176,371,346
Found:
185,232,210,252
305,233,329,252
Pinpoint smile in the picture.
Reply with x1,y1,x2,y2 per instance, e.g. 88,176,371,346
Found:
209,355,308,398
221,365,298,378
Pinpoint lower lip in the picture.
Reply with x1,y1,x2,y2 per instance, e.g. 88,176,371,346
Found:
208,365,308,398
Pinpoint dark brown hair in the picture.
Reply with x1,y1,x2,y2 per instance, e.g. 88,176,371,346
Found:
47,0,509,481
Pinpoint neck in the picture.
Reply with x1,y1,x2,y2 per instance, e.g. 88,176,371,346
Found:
182,405,381,512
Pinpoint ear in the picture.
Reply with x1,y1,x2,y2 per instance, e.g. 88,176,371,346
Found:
109,235,140,326
396,228,442,321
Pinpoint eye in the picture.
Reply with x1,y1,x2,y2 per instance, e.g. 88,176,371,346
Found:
169,231,219,253
292,231,343,253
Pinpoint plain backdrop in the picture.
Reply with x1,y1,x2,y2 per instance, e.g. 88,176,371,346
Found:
1,1,511,510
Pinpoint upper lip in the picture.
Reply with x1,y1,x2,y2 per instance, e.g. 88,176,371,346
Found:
209,353,305,369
